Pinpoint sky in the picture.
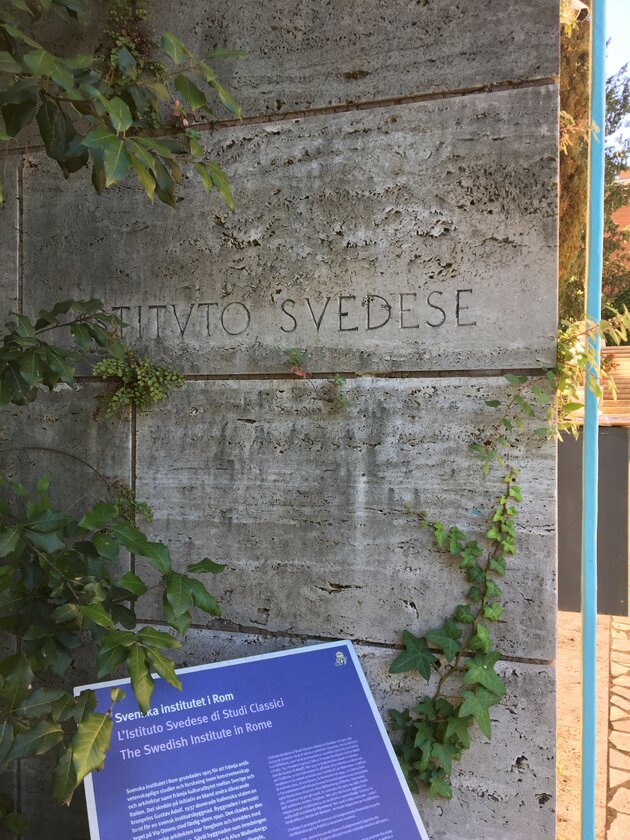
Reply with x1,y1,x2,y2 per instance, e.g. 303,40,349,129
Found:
606,0,630,77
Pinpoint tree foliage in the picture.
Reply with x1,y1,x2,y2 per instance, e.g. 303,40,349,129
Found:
560,8,630,323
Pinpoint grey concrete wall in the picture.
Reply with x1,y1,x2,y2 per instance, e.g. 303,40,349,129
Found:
0,1,559,837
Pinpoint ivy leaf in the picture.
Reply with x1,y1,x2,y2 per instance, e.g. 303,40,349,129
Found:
426,619,461,663
389,631,437,680
453,604,474,624
71,712,112,784
431,741,459,775
458,688,501,739
127,643,153,714
488,555,506,576
429,772,453,800
445,715,472,749
483,603,504,621
469,624,492,653
463,652,506,697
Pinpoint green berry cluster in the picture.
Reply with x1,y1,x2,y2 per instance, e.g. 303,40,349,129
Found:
94,351,184,417
112,480,154,524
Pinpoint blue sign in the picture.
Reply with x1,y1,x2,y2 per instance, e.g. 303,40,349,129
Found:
77,640,429,840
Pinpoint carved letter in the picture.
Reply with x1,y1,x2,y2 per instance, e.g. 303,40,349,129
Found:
338,295,358,332
456,288,476,326
198,302,219,336
366,295,391,330
305,297,331,332
220,302,251,336
148,305,168,338
280,299,297,333
426,291,446,328
111,307,130,337
171,304,194,338
399,293,419,329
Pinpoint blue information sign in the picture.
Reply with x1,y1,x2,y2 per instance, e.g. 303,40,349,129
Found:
76,640,429,840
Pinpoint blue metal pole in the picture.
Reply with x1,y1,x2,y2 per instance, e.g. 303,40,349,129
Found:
581,1,606,838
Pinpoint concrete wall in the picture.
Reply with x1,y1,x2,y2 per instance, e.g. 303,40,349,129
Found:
0,1,559,837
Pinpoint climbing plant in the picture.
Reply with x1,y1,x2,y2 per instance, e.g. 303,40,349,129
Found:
389,308,630,800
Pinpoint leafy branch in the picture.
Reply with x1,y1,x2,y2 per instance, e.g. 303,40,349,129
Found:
0,0,243,207
0,477,224,815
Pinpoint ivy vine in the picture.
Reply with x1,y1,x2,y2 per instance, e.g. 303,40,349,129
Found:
389,308,630,800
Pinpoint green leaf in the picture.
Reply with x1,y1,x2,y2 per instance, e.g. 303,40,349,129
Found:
51,603,80,624
161,32,191,64
24,526,65,553
71,712,112,784
174,75,206,110
187,557,225,574
469,624,492,653
431,742,458,775
17,687,67,719
483,603,504,621
504,373,528,386
426,619,461,663
7,720,63,760
111,521,149,556
428,773,453,800
103,136,131,187
117,571,147,596
79,603,114,628
463,653,506,697
146,649,181,690
0,51,21,74
116,46,137,77
129,152,156,203
93,533,119,562
1,96,38,137
0,655,34,710
389,630,437,680
453,604,474,624
189,578,221,616
127,643,153,714
485,399,501,408
142,542,171,575
488,555,506,576
445,715,472,749
165,573,193,617
52,745,77,806
0,526,21,558
458,687,501,739
137,626,180,650
106,97,133,134
79,502,117,531
208,78,241,117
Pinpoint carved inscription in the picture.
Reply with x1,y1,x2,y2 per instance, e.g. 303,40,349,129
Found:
112,289,477,340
